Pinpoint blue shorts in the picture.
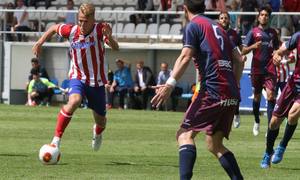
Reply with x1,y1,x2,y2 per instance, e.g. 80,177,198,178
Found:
69,79,106,116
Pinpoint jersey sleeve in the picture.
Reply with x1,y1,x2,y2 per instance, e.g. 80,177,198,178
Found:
243,30,254,46
27,80,34,93
57,24,73,38
41,78,56,88
183,22,199,49
285,32,300,50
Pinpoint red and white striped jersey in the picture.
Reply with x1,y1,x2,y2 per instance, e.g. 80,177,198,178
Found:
57,23,108,87
276,50,295,82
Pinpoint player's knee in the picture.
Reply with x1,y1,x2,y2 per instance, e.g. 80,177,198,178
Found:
176,131,192,144
68,96,82,108
269,117,281,130
288,111,300,124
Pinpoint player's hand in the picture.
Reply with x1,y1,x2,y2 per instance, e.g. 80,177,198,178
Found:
242,55,247,62
32,42,42,58
151,84,173,108
253,41,262,49
273,51,282,66
109,86,115,93
102,23,112,38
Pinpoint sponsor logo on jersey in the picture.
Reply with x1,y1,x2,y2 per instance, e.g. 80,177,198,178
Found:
71,41,95,49
220,99,238,106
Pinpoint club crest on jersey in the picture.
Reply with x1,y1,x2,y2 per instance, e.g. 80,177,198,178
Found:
71,41,95,49
255,32,262,37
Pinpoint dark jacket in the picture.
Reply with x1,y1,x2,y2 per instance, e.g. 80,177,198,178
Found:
134,66,156,88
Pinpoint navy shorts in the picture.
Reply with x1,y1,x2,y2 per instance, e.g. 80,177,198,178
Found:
68,79,106,116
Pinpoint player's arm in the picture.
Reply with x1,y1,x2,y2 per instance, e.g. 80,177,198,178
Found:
273,45,289,66
151,47,194,107
32,24,60,57
232,48,244,83
241,41,262,55
102,23,119,51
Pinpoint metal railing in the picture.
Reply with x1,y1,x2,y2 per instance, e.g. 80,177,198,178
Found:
1,9,300,42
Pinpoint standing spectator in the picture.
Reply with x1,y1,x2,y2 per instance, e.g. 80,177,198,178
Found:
134,60,155,110
238,0,259,36
130,0,154,24
242,6,280,136
156,62,182,111
4,2,16,41
27,68,56,106
110,59,134,109
58,0,76,25
14,0,31,41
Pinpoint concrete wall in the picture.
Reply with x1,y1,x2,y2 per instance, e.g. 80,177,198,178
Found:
2,42,198,104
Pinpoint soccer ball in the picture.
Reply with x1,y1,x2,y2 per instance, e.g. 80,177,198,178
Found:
39,144,61,165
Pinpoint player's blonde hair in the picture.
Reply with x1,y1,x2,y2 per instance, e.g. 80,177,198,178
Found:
79,3,95,18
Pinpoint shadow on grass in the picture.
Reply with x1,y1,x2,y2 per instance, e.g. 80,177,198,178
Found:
274,167,300,171
106,161,178,168
0,153,28,157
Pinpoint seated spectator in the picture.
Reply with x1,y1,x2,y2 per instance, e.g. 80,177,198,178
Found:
28,57,49,81
238,0,258,35
27,0,53,9
134,60,156,110
4,2,16,41
58,0,76,25
156,62,182,111
110,59,134,109
105,69,114,109
130,0,154,24
158,0,177,23
27,68,57,106
13,0,31,41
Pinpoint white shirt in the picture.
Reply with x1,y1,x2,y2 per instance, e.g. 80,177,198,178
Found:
138,69,146,88
14,6,29,27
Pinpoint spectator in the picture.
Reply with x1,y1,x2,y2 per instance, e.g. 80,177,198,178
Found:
130,0,154,24
4,2,16,41
106,69,114,109
238,0,259,35
134,61,155,110
270,6,293,36
205,0,227,19
13,0,31,41
28,57,49,81
27,68,57,106
110,59,134,109
283,0,300,32
229,0,239,28
268,0,281,12
58,0,76,25
27,0,53,9
158,0,177,23
156,62,182,111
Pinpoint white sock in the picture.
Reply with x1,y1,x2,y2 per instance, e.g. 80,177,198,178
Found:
51,136,61,148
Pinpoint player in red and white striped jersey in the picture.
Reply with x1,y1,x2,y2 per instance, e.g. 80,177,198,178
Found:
32,3,119,151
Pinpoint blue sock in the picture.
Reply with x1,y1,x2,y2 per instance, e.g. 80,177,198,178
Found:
179,144,196,180
280,123,297,148
267,100,275,125
253,101,260,123
266,128,279,155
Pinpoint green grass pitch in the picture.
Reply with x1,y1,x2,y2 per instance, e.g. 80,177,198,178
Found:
0,104,300,179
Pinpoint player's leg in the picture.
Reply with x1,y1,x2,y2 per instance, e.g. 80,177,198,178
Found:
205,131,243,180
85,85,107,151
92,111,106,151
265,76,277,126
51,79,83,147
176,128,198,180
233,104,241,128
260,115,284,168
251,75,263,136
253,92,261,136
273,102,300,164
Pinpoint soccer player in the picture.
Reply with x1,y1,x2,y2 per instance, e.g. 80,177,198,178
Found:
32,3,119,151
151,0,244,179
242,6,280,136
260,31,300,168
218,11,245,128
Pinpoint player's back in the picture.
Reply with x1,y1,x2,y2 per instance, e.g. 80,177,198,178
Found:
184,15,239,100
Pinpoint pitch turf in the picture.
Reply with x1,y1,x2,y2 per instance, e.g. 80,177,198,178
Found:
0,104,300,180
